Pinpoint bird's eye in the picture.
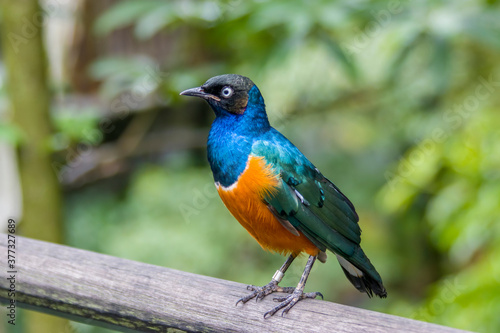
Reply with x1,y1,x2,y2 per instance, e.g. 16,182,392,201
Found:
221,86,233,98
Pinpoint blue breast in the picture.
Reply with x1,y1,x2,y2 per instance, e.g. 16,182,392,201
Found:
207,85,270,187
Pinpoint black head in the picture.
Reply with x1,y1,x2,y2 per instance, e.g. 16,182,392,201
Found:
180,74,255,114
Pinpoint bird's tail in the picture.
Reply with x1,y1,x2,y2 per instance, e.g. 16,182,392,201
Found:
335,253,387,298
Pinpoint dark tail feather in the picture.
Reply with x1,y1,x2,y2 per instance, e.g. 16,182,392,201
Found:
336,255,387,298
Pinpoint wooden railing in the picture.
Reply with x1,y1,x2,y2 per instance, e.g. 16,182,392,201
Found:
0,235,469,332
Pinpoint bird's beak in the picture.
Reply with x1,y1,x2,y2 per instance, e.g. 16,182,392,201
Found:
179,87,221,101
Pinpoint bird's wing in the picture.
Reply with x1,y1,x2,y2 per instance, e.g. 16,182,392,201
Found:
252,129,386,297
252,130,361,249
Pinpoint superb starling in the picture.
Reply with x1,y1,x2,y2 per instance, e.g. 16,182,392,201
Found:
180,74,386,318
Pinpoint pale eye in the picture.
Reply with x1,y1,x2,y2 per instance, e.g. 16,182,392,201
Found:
221,86,233,98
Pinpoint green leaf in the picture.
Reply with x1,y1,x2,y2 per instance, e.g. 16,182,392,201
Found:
134,4,175,39
317,29,359,82
94,0,165,36
430,35,451,94
385,30,425,85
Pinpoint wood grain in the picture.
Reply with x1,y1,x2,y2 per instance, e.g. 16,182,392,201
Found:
0,235,470,332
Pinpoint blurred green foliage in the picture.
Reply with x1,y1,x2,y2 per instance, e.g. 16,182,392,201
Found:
60,0,500,332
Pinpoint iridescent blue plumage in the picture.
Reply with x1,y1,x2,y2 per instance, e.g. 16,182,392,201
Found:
207,85,269,186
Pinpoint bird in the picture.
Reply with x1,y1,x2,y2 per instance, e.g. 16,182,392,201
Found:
180,74,387,318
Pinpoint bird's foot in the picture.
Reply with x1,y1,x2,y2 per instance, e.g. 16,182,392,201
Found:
263,289,323,318
236,280,295,306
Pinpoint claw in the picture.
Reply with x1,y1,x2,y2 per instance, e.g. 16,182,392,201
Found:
264,290,322,318
238,255,321,318
314,292,324,300
236,280,292,306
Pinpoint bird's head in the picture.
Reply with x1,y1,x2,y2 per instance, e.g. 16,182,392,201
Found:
180,74,257,115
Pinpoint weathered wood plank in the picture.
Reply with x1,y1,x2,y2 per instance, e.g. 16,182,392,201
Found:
0,235,469,332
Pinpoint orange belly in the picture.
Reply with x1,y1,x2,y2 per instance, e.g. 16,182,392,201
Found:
216,155,319,257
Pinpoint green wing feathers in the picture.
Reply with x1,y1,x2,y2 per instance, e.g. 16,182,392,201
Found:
254,135,386,298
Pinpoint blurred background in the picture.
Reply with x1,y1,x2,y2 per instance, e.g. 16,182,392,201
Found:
1,0,499,332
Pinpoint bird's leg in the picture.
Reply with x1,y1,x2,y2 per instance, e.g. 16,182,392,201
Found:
264,255,323,318
236,254,296,306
